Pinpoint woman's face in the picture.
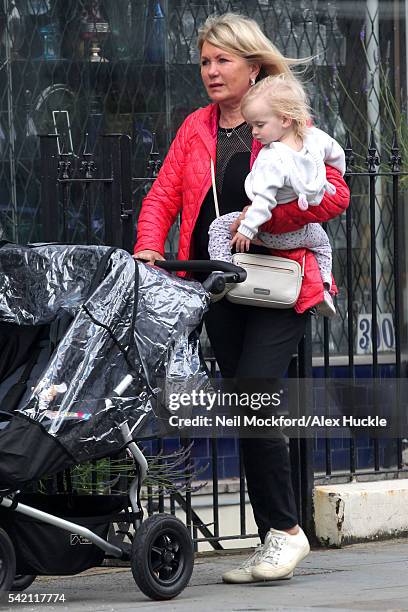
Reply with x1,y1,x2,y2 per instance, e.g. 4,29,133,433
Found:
200,41,259,106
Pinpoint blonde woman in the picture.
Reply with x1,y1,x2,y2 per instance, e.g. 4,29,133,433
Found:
208,74,346,317
134,13,350,583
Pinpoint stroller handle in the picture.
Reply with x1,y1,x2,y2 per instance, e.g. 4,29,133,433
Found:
155,260,247,283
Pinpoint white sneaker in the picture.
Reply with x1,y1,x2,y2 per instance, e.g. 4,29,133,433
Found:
222,544,294,584
251,527,310,581
316,290,336,318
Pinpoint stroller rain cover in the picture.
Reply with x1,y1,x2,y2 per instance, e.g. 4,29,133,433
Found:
0,244,209,492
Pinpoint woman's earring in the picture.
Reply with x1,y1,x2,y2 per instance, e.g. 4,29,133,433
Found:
250,78,256,86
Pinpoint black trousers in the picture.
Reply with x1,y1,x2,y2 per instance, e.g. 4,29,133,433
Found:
205,298,310,542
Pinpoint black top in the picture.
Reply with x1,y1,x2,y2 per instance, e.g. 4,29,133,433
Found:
192,122,252,263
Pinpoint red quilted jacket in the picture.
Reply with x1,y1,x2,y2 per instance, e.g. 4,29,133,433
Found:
134,103,350,313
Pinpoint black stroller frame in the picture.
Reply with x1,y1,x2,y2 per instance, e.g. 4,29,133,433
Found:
0,251,246,602
0,385,153,593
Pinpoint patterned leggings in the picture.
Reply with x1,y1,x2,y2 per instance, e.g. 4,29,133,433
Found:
208,211,332,287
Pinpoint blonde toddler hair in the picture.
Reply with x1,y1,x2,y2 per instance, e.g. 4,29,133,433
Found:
241,74,312,138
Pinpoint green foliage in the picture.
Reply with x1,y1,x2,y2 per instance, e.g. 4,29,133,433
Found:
332,42,407,188
37,443,207,496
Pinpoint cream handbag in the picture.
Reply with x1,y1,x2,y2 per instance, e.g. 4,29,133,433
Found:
227,252,304,308
210,158,304,308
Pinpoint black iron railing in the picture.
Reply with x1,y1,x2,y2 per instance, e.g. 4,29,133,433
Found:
316,130,408,484
38,128,407,548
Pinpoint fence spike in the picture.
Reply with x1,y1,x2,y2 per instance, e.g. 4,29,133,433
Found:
344,131,354,173
80,132,96,178
58,159,71,180
148,132,162,178
57,139,72,180
366,129,380,173
389,130,401,173
82,132,91,157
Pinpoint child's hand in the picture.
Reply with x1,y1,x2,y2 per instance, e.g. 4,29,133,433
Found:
230,206,250,236
231,231,251,253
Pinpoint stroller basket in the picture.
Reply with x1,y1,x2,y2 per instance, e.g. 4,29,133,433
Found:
0,494,127,575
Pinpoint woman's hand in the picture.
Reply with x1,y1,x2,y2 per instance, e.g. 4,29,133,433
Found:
133,250,165,265
231,231,251,253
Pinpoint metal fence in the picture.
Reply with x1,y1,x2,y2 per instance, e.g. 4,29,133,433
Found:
313,131,408,486
37,127,408,547
1,1,406,361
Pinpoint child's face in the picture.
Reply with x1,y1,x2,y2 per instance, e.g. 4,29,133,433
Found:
243,101,292,145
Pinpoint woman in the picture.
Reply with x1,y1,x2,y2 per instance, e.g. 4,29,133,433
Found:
134,13,349,583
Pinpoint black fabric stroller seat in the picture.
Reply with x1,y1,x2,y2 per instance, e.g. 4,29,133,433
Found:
0,243,209,491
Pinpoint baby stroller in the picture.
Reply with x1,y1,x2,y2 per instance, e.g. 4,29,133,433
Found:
0,243,244,601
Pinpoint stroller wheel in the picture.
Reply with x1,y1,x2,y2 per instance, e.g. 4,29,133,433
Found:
0,528,16,593
131,513,194,601
11,575,36,591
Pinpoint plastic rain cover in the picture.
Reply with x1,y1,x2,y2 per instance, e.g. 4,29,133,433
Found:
0,244,209,463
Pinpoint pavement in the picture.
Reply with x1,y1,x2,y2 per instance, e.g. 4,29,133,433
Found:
3,539,408,612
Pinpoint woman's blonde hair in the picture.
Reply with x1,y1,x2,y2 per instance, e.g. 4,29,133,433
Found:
197,13,308,80
241,74,311,138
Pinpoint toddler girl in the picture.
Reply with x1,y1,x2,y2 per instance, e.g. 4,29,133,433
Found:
208,74,346,317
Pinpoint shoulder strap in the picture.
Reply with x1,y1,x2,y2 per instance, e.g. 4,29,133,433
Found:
210,158,220,218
